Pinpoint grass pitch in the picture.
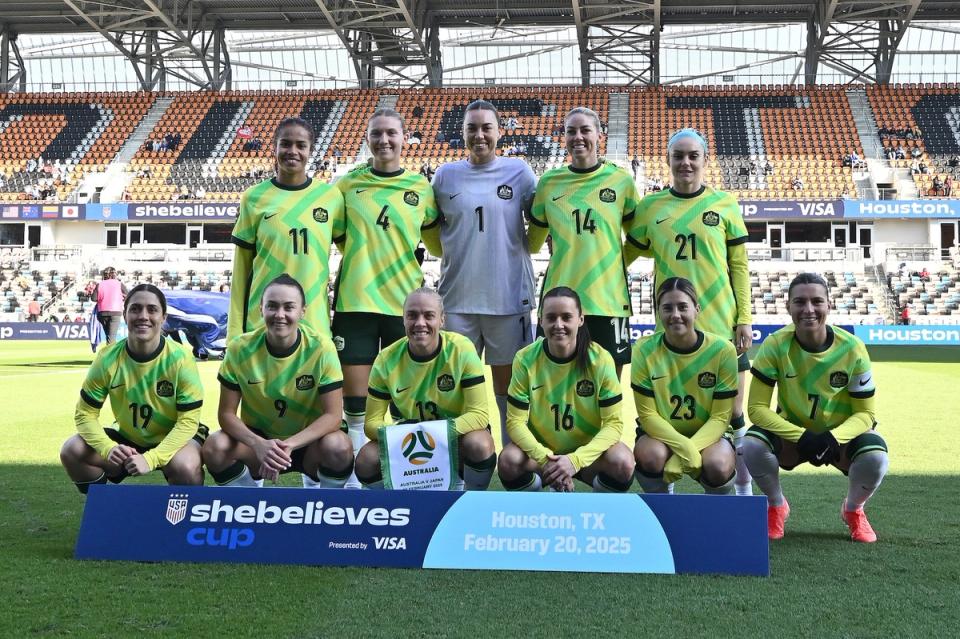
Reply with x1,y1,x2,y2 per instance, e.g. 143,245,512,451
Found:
1,341,958,637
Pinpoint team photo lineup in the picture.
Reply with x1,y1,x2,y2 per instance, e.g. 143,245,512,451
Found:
58,101,888,544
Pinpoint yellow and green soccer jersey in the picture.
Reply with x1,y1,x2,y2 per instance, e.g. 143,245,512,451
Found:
631,330,738,437
334,166,440,315
218,325,343,439
367,330,487,435
530,162,640,317
628,186,750,338
229,177,345,339
750,325,875,433
78,337,203,465
507,338,623,466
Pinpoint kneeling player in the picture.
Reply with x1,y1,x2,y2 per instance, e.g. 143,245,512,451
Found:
743,273,889,542
632,278,739,494
61,284,205,492
354,288,496,490
498,287,634,492
204,275,353,488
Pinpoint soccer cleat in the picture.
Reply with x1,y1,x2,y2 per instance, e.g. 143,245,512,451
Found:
767,499,790,540
841,501,878,543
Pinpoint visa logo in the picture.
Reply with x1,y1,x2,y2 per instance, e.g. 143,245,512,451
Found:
373,536,407,550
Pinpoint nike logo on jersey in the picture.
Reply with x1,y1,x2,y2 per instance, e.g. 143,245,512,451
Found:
263,212,278,220
449,193,461,200
651,375,666,381
655,218,669,224
247,380,263,385
531,384,544,391
396,386,410,394
552,194,565,201
785,373,797,378
110,382,125,389
859,375,871,385
356,189,367,194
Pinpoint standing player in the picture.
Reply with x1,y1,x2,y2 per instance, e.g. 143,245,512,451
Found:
423,99,537,446
632,278,739,494
354,288,496,490
332,108,440,480
227,117,345,341
742,273,888,542
205,275,353,488
529,107,640,376
498,287,635,492
60,284,205,492
625,128,754,495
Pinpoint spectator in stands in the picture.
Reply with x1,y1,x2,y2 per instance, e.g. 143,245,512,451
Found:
749,159,759,175
436,130,446,143
911,146,922,159
895,145,905,160
900,305,910,325
412,105,424,118
332,147,342,159
885,147,896,161
920,267,930,282
408,131,422,145
792,175,804,190
919,161,929,175
74,315,85,323
47,315,59,323
945,175,953,197
94,266,127,344
912,125,922,139
26,158,37,173
932,175,944,196
505,116,517,134
949,155,960,170
910,159,920,174
631,156,640,180
27,297,41,321
16,274,30,291
764,160,773,175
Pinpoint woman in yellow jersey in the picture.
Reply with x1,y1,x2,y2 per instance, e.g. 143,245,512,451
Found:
332,108,440,487
227,117,345,341
632,277,739,494
205,274,353,488
61,284,205,493
743,273,888,542
498,287,634,492
625,128,754,495
354,288,496,490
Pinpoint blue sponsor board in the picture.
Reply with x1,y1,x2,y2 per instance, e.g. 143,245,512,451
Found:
740,200,843,219
0,322,90,340
76,486,769,576
84,203,128,221
629,324,853,345
129,202,239,219
844,200,960,218
855,324,960,346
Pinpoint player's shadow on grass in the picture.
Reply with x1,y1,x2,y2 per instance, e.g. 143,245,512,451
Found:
9,360,92,368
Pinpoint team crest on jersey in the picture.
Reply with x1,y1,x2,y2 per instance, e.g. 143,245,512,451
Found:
404,191,420,206
576,380,596,397
698,372,717,388
437,374,455,392
156,380,174,397
702,210,721,227
497,184,514,200
312,207,328,223
829,371,850,388
333,336,345,351
296,375,316,391
599,188,616,203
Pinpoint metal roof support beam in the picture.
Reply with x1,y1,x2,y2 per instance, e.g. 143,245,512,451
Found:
572,0,591,86
573,0,659,86
0,27,26,93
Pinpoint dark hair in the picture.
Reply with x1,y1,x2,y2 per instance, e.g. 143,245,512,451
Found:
655,277,699,308
465,99,500,122
541,286,591,374
787,272,829,299
274,117,316,150
369,107,406,133
263,273,306,306
124,283,167,314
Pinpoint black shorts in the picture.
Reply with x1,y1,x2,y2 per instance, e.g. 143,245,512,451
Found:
104,424,208,482
745,425,888,473
332,311,405,365
737,351,750,373
248,425,349,476
536,314,631,365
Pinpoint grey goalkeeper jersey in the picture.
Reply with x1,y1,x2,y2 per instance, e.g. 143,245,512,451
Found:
432,156,537,315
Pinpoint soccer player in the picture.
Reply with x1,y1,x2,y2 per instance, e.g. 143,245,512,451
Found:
742,273,888,542
205,274,353,488
60,284,205,492
632,277,739,494
528,107,641,375
423,99,538,447
354,288,496,490
227,117,345,341
332,108,440,483
625,128,754,495
498,287,634,492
